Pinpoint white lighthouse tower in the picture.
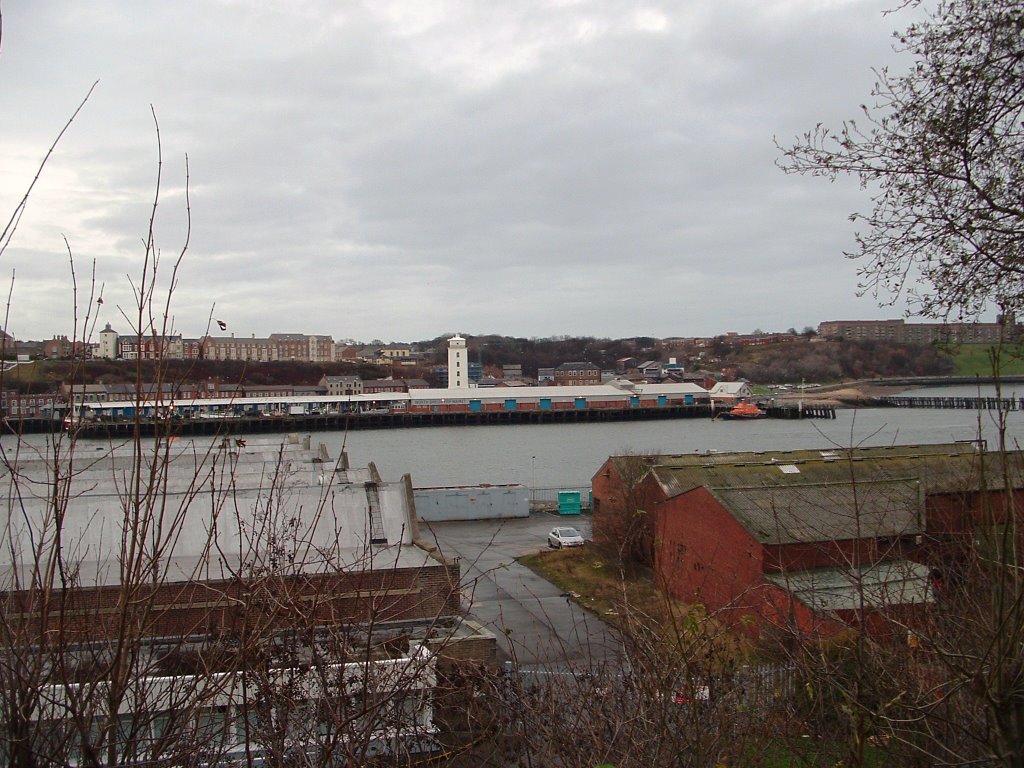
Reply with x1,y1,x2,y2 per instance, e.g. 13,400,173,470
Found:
98,323,119,360
447,334,468,389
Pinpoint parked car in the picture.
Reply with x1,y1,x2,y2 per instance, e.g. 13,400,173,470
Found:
548,526,584,549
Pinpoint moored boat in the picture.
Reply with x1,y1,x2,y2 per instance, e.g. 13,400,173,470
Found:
716,401,767,420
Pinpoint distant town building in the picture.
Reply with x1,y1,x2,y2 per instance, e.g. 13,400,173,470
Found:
118,334,184,361
636,361,662,381
381,344,413,361
320,375,363,396
1,389,57,418
199,333,334,362
335,342,357,361
363,379,407,395
708,380,754,404
554,361,601,387
43,336,74,359
270,333,335,362
818,318,1015,344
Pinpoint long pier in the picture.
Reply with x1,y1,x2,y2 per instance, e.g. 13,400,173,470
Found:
764,404,836,419
879,396,1022,411
14,404,715,438
6,400,839,438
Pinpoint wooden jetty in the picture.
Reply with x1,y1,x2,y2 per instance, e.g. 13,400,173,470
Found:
764,404,836,420
879,396,1022,411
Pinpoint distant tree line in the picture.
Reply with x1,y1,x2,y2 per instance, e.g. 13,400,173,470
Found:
1,335,966,395
418,333,662,376
730,340,957,383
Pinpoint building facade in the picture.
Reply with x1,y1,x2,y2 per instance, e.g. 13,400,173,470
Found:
592,443,1021,639
554,361,601,386
118,334,185,360
320,375,364,396
1,390,57,418
818,318,1016,344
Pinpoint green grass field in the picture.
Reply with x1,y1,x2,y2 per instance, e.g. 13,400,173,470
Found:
944,343,1024,377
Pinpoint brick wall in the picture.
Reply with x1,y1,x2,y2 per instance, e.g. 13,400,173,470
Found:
3,562,461,644
591,457,661,563
763,538,880,573
654,487,763,610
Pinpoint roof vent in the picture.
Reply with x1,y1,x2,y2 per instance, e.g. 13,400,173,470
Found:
779,465,801,474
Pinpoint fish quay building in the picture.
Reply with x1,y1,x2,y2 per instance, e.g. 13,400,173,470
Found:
58,381,713,437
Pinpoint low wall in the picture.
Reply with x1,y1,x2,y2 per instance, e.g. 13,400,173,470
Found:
414,484,529,521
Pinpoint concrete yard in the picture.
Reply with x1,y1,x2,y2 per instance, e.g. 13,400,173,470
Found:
420,512,621,668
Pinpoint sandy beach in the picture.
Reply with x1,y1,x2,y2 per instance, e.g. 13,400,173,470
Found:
770,382,914,408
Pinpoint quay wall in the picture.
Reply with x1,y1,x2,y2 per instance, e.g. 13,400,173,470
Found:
29,403,713,438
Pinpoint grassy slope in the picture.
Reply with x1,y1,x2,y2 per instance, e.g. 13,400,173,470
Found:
519,547,891,767
945,343,1024,376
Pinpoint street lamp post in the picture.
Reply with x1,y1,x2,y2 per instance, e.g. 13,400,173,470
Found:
531,455,536,509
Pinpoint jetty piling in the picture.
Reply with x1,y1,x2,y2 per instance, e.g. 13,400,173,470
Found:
879,396,1021,410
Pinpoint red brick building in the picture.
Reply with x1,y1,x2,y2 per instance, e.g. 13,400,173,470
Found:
363,378,408,394
592,443,1024,639
554,361,601,386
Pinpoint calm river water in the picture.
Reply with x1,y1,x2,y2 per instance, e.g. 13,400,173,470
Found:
14,385,1024,491
333,388,1024,489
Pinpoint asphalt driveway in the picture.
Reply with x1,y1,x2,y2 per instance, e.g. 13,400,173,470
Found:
420,512,621,667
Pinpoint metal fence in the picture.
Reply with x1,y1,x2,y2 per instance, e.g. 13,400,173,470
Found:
503,661,796,712
528,486,591,512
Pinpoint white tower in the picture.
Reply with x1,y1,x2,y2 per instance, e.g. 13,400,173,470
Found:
98,323,119,360
447,334,467,389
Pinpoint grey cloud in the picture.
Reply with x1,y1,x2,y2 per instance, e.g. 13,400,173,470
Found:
1,0,939,342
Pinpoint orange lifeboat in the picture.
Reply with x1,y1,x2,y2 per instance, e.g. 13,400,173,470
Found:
717,401,767,420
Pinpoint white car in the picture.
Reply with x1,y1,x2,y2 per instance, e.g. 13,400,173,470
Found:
548,526,585,549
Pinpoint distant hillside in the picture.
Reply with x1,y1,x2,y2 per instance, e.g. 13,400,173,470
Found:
416,334,662,375
4,337,1000,395
944,343,1024,377
725,339,956,383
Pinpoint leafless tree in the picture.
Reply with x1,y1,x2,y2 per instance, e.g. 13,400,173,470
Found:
0,87,472,767
778,0,1024,320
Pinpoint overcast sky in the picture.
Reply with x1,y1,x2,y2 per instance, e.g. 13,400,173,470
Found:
1,1,948,344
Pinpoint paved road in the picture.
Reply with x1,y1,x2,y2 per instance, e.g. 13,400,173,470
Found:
420,512,621,667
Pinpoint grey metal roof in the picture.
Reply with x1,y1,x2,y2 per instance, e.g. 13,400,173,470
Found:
765,560,933,612
710,478,923,544
0,436,419,588
631,442,1023,544
646,442,1015,497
